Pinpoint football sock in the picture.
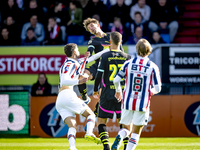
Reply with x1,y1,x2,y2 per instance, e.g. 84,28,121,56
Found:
98,124,110,150
123,137,129,150
118,126,130,139
67,127,76,148
93,102,99,117
78,84,87,100
126,133,139,150
86,114,95,135
118,127,130,150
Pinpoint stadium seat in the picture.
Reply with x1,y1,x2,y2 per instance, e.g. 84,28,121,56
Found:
178,20,200,28
177,29,200,36
182,4,200,11
182,0,200,2
179,12,200,19
160,34,170,43
67,35,85,45
173,36,200,43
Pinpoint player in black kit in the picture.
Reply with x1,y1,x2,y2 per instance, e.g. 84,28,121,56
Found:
93,31,131,150
78,18,124,101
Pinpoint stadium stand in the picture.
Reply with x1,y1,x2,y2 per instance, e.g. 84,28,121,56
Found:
174,0,200,43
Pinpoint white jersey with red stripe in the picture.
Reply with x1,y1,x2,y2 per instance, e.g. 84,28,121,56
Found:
59,48,110,91
59,57,88,90
114,55,162,112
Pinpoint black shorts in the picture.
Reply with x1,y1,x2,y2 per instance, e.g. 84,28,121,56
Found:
86,63,98,80
97,100,121,119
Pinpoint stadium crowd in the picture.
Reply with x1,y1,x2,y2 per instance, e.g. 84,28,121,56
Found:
0,0,179,46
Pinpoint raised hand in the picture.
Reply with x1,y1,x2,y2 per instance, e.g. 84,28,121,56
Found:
84,51,90,58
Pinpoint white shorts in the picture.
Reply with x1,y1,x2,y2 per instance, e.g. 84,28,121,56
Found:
55,89,89,121
119,109,149,126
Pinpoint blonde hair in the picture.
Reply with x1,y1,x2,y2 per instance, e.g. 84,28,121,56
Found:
83,18,99,31
136,39,152,57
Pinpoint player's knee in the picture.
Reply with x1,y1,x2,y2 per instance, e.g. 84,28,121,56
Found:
82,108,94,117
68,122,77,130
64,117,77,129
87,114,95,122
97,117,107,125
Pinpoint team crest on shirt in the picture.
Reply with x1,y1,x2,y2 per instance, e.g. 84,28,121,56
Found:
65,66,69,72
88,40,92,44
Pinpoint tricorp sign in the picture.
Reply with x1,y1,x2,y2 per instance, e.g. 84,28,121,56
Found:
162,47,200,84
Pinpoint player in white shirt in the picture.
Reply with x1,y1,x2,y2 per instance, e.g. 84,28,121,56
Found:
56,43,109,150
111,39,162,150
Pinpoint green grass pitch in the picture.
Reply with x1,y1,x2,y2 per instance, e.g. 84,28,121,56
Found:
0,137,200,150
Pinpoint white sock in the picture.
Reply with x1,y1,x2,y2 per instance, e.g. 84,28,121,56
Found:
68,127,76,148
118,128,130,139
126,133,139,150
86,114,95,135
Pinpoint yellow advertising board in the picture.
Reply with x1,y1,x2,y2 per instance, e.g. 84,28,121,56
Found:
0,46,128,86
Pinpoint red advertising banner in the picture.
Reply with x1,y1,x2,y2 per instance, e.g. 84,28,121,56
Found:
0,55,66,74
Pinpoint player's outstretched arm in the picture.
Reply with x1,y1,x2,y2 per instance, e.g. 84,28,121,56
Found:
87,48,110,63
61,74,87,86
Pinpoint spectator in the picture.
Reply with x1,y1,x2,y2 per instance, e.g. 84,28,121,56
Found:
110,17,128,43
102,0,116,9
128,26,144,44
23,0,46,24
31,72,52,96
1,0,23,26
0,27,16,45
47,1,69,43
44,17,62,45
2,16,21,44
130,0,151,23
148,0,179,42
21,14,45,43
83,0,108,23
67,0,83,35
15,0,24,9
150,31,166,44
102,0,134,7
130,11,149,38
21,27,40,45
108,0,131,28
